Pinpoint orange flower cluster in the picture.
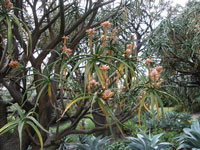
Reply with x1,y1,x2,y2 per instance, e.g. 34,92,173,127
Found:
5,0,13,9
124,49,131,55
63,36,68,41
102,89,114,100
101,21,111,28
86,28,95,35
110,29,117,41
62,36,73,57
100,65,110,71
101,35,105,40
89,79,98,88
62,47,72,56
150,66,163,88
127,44,132,49
9,60,19,68
146,59,153,64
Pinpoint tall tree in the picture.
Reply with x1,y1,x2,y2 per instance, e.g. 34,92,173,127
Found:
146,0,200,111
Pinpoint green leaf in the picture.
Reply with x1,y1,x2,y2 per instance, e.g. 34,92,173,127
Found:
138,93,148,126
6,16,12,55
94,63,105,88
153,91,164,118
26,116,49,133
0,16,5,23
84,61,93,94
12,103,25,119
21,20,32,54
58,96,91,120
0,120,18,136
18,121,25,150
98,99,113,136
26,121,44,150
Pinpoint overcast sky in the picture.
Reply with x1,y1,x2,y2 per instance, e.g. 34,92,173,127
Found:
170,0,188,6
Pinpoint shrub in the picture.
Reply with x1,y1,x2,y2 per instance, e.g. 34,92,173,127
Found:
124,129,172,150
177,120,200,149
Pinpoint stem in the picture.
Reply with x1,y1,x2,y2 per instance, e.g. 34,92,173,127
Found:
102,27,108,55
89,34,93,54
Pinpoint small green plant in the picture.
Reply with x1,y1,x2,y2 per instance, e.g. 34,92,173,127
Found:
0,103,48,150
125,129,171,150
106,141,127,150
158,111,191,132
152,130,179,149
75,135,110,150
177,120,200,149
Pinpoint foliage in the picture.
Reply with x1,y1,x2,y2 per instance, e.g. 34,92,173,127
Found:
74,135,110,150
177,120,200,149
0,103,48,150
124,129,171,150
106,141,127,150
152,129,180,150
146,0,200,111
158,111,191,132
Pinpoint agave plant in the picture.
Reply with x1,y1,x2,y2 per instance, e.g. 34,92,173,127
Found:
125,129,171,150
177,120,200,149
75,135,110,150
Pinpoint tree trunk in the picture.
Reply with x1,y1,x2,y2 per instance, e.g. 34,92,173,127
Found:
92,102,124,139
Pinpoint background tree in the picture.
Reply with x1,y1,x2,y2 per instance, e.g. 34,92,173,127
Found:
146,0,200,111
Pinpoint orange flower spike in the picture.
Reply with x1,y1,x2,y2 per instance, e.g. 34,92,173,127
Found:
155,73,160,81
101,21,111,28
66,48,73,56
86,28,95,54
62,47,73,57
102,89,114,100
110,28,117,41
9,60,19,68
101,35,105,40
101,22,111,55
155,66,163,73
62,36,68,41
86,28,95,35
5,0,13,9
89,79,98,87
62,36,68,48
151,71,157,77
125,49,131,56
100,65,110,71
127,44,133,49
146,59,153,64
